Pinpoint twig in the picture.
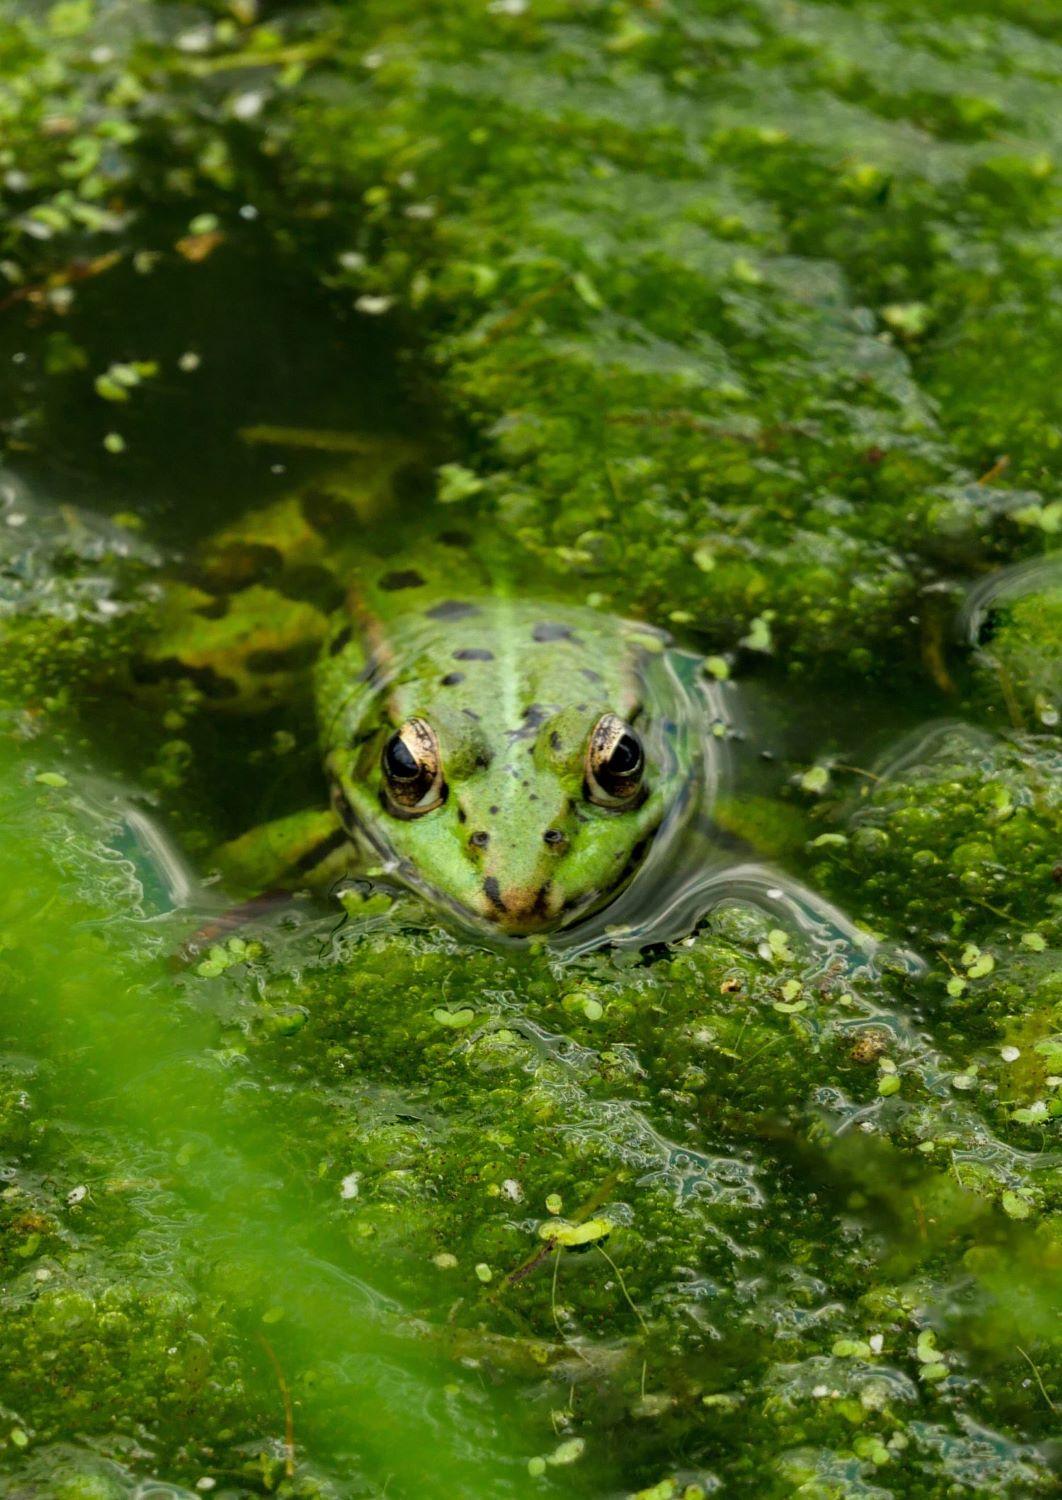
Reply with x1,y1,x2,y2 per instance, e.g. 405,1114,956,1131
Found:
177,41,334,76
257,1333,296,1478
977,455,1010,485
1015,1345,1056,1413
594,1243,649,1337
502,1170,623,1289
239,425,387,453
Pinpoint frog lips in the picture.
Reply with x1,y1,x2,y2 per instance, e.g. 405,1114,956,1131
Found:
477,875,562,933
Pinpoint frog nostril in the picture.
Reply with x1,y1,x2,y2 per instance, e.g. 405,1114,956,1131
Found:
543,829,567,849
469,830,490,849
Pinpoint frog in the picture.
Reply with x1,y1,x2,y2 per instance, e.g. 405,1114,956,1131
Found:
139,447,721,938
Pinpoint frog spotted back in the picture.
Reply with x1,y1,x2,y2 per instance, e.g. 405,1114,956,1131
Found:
139,457,712,935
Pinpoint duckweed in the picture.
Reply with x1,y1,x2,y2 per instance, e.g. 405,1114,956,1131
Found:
0,1,1059,1497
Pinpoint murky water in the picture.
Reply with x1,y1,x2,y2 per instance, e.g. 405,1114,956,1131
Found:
1,2,1059,1497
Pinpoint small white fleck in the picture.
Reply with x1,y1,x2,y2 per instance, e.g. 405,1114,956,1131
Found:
1000,1046,1020,1063
239,203,259,220
66,1185,87,1205
270,463,286,475
178,351,201,373
501,1178,523,1202
489,0,528,14
355,294,393,316
766,887,783,900
404,202,436,221
869,1333,884,1354
90,46,114,64
812,1384,829,1398
34,1267,51,1281
231,91,264,121
176,27,212,53
340,1172,360,1200
362,51,384,69
338,250,367,272
6,512,26,528
196,1480,217,1493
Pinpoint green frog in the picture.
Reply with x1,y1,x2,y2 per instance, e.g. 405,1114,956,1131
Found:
141,450,722,938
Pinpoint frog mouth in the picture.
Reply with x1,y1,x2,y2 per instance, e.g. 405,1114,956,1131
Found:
331,775,669,939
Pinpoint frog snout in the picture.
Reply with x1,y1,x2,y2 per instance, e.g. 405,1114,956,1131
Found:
478,870,563,931
477,840,567,930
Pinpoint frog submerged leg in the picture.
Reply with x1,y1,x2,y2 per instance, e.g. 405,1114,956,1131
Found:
217,807,355,894
135,582,334,714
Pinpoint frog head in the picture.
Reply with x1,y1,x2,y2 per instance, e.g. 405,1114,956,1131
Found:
320,602,703,935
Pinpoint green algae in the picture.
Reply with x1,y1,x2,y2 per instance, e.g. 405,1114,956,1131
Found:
0,0,1059,1497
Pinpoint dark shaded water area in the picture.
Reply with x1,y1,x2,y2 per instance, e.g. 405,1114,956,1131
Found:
0,2,1059,1498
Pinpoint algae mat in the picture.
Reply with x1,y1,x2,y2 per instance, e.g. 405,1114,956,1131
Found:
0,2,1059,1497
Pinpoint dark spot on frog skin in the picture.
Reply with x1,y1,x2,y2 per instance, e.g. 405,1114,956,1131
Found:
532,621,579,643
300,487,352,535
194,543,283,592
469,830,489,848
391,461,435,505
462,707,481,722
278,565,346,612
130,657,238,701
441,671,465,686
489,805,499,816
483,876,506,912
453,648,494,661
438,529,473,548
426,600,480,621
549,730,562,751
329,625,353,656
380,569,426,591
246,642,321,674
508,704,549,742
195,596,229,621
543,829,566,848
580,666,603,684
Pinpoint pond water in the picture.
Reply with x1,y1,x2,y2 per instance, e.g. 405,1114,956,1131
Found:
0,2,1059,1498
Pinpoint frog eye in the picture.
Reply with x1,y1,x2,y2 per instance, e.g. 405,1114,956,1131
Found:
381,718,446,815
585,713,645,808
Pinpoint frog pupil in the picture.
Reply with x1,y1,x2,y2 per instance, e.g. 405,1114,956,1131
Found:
384,734,420,781
609,733,642,775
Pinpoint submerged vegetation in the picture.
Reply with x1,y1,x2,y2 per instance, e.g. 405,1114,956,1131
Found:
0,1,1059,1496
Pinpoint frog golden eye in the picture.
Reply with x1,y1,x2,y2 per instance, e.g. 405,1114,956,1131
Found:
585,713,645,808
381,718,446,815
